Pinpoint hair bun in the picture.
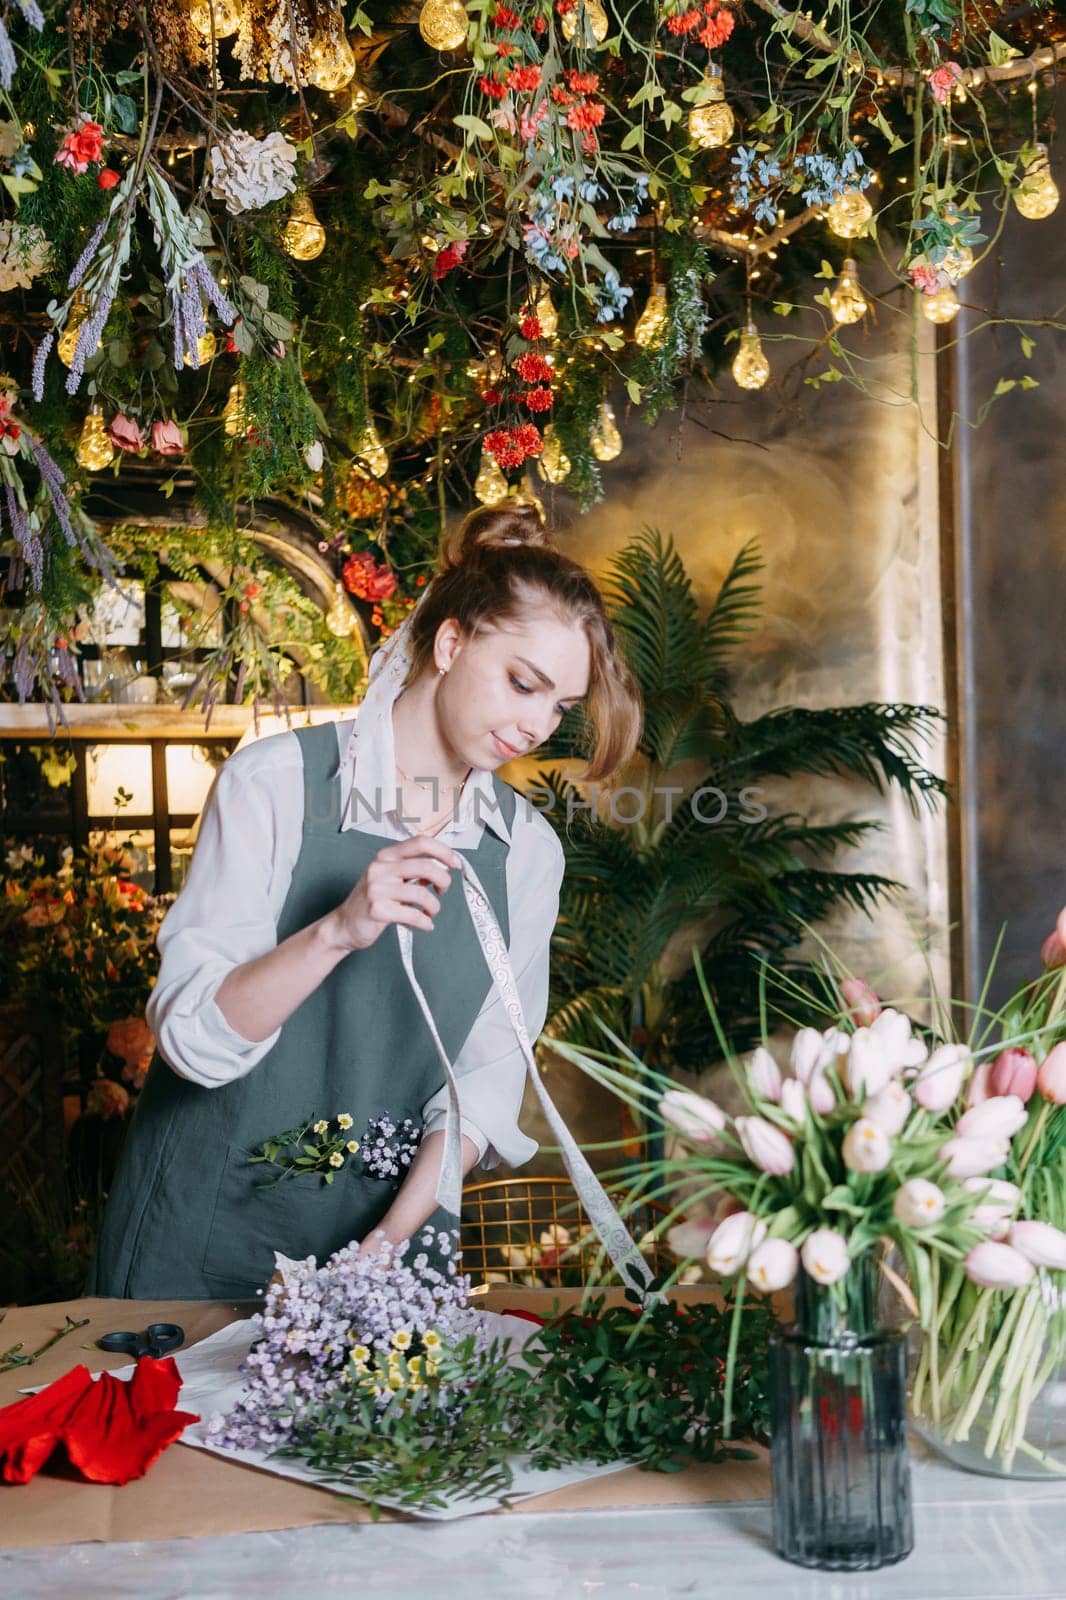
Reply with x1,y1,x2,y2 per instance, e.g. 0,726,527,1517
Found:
443,500,553,570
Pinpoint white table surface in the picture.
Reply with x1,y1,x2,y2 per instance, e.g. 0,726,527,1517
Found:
1,1442,1063,1600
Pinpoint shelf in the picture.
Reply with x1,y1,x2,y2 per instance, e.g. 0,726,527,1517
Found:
0,704,351,740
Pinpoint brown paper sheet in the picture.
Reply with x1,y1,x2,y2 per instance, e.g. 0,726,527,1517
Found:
0,1290,770,1549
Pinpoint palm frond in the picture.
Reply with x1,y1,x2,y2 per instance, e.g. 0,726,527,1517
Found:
699,537,764,674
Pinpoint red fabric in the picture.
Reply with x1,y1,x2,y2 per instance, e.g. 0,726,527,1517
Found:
500,1308,547,1326
0,1357,199,1486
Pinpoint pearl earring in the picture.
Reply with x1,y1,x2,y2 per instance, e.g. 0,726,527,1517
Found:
438,666,447,676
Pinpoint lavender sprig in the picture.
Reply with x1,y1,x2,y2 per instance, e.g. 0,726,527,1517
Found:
0,20,16,91
3,479,41,589
31,331,53,402
68,220,107,292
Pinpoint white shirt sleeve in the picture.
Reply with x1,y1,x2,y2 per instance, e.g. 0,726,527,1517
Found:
145,735,302,1088
421,808,564,1170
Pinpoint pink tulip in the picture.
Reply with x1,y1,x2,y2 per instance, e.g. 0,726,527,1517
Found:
660,1089,727,1145
964,1177,1021,1237
807,1068,837,1116
747,1238,799,1293
780,1078,807,1124
939,1134,1009,1179
915,1043,971,1112
666,1216,718,1259
845,1028,896,1099
150,419,185,456
736,1115,795,1176
964,1240,1035,1290
1057,905,1066,950
107,413,144,453
1037,1042,1066,1105
865,1080,911,1135
956,1095,1028,1142
791,1027,825,1084
842,1117,892,1173
988,1048,1038,1103
894,1179,947,1228
1008,1220,1066,1270
841,976,881,1027
966,1058,994,1107
800,1228,850,1286
1040,931,1066,970
749,1046,782,1104
706,1211,767,1275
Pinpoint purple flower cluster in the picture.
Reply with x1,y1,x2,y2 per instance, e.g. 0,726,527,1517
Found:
360,1114,421,1181
0,0,43,92
172,256,237,370
206,1231,488,1453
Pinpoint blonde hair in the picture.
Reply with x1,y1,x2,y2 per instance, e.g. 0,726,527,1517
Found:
406,503,642,783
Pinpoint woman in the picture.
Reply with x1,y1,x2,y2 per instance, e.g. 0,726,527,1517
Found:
88,502,643,1299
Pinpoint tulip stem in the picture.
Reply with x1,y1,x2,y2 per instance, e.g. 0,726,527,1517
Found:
935,1289,990,1400
1018,1101,1051,1176
982,1285,1041,1459
947,1291,1026,1443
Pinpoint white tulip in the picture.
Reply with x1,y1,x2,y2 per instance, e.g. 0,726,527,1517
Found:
815,1026,850,1076
807,1068,837,1116
800,1228,851,1286
864,1080,912,1136
965,1241,1035,1290
659,1089,727,1145
706,1211,767,1275
939,1135,1009,1179
736,1115,795,1175
893,1179,947,1228
845,1028,896,1099
956,1095,1028,1142
842,1117,892,1173
780,1078,807,1125
791,1027,826,1084
1009,1221,1066,1271
747,1238,799,1293
749,1046,783,1103
915,1043,972,1112
870,1007,925,1072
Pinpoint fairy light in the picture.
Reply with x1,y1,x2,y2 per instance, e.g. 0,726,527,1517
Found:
1014,142,1060,221
687,69,734,150
633,282,668,347
357,419,389,478
537,425,572,484
731,320,770,389
75,409,114,471
475,447,509,504
589,400,622,461
829,258,868,325
920,284,960,324
418,0,468,51
188,0,241,37
827,188,873,239
283,194,327,259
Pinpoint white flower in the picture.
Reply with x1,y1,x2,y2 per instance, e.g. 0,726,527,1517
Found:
893,1178,946,1228
864,1080,912,1135
779,1077,807,1125
208,130,298,215
915,1043,972,1112
666,1216,717,1259
963,1176,1021,1236
842,1117,892,1173
304,439,324,471
748,1046,782,1103
1008,1221,1066,1270
747,1238,799,1292
938,1134,1009,1179
0,222,51,292
659,1088,726,1145
800,1227,850,1285
706,1211,766,1275
964,1241,1035,1290
736,1115,795,1175
807,1068,837,1116
870,1007,928,1071
955,1095,1027,1142
791,1026,826,1083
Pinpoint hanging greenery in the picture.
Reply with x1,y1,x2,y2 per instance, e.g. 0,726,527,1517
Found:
0,0,1063,710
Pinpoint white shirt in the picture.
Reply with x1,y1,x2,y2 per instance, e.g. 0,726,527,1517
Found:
145,702,564,1169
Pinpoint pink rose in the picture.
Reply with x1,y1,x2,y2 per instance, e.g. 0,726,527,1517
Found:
150,420,185,457
107,414,144,454
908,262,942,296
928,62,964,105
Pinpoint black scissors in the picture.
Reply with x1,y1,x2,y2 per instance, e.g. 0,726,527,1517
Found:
97,1322,185,1360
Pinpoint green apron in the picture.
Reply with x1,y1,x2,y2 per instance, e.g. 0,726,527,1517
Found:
88,721,515,1300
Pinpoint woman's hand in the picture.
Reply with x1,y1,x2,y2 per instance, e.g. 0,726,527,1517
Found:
324,836,462,952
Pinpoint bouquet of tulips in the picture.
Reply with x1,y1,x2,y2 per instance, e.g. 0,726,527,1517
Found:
551,931,1066,1462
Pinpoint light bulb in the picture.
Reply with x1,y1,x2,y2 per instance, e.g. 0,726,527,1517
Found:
827,187,873,239
687,71,734,150
183,330,217,367
537,425,571,484
283,194,327,260
58,293,99,368
75,410,114,472
829,258,867,326
325,579,358,638
633,282,668,348
533,288,558,337
920,283,960,324
188,0,241,37
731,322,770,390
939,208,974,281
223,380,247,437
357,420,389,479
418,0,468,51
589,400,621,461
1013,144,1060,221
561,0,608,44
475,449,509,505
305,27,356,91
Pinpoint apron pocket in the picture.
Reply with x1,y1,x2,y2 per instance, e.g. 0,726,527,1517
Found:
201,1141,375,1289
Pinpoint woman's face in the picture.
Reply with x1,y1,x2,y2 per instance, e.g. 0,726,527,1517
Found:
434,605,591,769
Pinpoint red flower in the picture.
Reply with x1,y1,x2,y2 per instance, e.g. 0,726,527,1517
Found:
697,6,734,48
342,550,398,602
87,1078,131,1120
565,69,599,94
519,315,542,341
481,386,503,405
431,239,469,281
928,61,963,104
0,1358,198,1486
665,9,701,32
513,421,544,455
54,118,106,175
506,64,542,91
97,167,120,189
550,85,574,106
514,351,553,383
243,580,262,600
496,41,516,55
565,100,605,132
478,74,508,100
492,3,522,25
532,14,547,30
415,574,428,587
521,385,554,411
484,429,524,469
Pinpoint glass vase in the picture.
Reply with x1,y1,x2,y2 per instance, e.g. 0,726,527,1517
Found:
769,1256,914,1571
910,1270,1066,1479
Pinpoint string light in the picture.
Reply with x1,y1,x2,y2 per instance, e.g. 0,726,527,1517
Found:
687,69,734,150
633,282,668,348
188,0,241,37
305,26,357,90
920,284,960,324
475,447,509,504
731,320,770,390
57,293,97,367
533,288,558,337
1013,143,1060,220
589,400,622,461
75,409,114,471
418,0,468,51
829,258,868,325
283,194,327,260
537,425,572,484
356,419,390,478
827,188,873,239
325,579,359,638
223,380,247,437
561,0,609,45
